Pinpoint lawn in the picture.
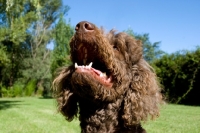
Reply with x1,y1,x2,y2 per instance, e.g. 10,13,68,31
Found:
0,97,80,133
0,97,200,133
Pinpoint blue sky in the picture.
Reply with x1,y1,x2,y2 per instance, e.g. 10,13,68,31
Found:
63,0,200,54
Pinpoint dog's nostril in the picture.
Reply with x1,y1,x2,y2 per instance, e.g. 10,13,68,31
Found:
84,22,94,31
75,24,80,31
75,21,94,32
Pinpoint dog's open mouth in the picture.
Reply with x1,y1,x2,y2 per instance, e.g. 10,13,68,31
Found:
73,42,113,88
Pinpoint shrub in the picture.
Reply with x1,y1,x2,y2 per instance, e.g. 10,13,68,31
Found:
24,79,37,96
12,82,24,97
153,47,200,105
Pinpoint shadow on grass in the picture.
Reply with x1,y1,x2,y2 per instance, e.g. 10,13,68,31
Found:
38,96,53,99
0,100,22,110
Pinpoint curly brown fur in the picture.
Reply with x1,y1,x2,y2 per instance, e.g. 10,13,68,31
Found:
53,21,163,133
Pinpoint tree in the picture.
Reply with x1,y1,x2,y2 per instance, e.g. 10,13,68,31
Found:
125,28,165,63
51,14,74,75
154,48,200,105
0,0,37,86
0,46,10,81
0,0,70,97
21,0,70,96
0,45,10,97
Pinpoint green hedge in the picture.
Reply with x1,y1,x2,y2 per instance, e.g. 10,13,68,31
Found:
154,47,200,105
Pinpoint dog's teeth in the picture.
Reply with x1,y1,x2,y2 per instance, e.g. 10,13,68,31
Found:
103,73,106,77
102,73,106,78
100,73,103,77
86,62,92,69
100,73,106,78
75,63,78,68
88,62,93,68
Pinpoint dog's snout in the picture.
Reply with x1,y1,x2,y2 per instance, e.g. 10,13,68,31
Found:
75,21,94,32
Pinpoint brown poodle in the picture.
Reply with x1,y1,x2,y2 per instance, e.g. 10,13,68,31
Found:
53,21,163,133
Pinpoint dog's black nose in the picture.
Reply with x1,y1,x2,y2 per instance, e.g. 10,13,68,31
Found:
75,21,94,32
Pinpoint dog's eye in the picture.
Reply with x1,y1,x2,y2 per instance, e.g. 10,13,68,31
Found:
113,45,119,51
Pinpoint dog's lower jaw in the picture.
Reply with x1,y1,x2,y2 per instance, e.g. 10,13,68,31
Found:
70,69,130,102
78,97,146,133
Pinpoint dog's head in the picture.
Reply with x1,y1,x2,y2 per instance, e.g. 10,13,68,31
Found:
53,21,162,125
69,21,143,101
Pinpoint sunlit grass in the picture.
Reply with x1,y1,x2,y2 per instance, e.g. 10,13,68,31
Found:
0,97,80,133
143,104,200,133
0,97,200,133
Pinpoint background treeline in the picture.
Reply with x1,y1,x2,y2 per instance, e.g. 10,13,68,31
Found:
0,0,73,97
153,48,200,105
0,0,199,105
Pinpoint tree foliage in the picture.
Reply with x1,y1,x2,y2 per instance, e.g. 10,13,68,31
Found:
0,0,37,86
154,47,200,105
50,14,74,75
125,28,165,63
0,0,70,97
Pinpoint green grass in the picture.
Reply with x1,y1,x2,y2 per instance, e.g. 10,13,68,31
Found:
0,98,200,133
143,104,200,133
0,97,80,133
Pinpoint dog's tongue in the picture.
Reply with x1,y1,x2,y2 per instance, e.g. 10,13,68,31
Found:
91,68,102,75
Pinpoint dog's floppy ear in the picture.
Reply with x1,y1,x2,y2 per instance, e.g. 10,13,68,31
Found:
122,59,162,126
53,66,78,121
125,35,143,64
